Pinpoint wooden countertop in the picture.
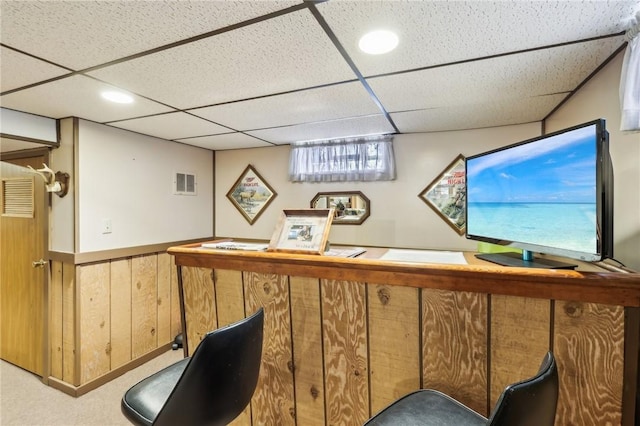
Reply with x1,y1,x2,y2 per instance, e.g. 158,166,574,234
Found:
168,241,640,307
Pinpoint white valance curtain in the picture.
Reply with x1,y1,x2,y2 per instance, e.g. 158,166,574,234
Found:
288,135,396,182
620,11,640,132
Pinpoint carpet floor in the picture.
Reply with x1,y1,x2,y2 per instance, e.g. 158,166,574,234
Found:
0,349,183,425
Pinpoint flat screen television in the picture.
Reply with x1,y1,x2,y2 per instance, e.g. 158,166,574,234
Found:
465,119,613,269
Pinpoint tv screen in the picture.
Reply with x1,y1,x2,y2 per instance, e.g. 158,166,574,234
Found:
465,119,613,269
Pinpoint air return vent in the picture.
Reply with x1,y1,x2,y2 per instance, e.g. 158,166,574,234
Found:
2,177,34,217
174,172,196,195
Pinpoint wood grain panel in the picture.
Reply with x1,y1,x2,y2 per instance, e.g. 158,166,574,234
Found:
169,257,182,338
78,262,111,383
214,269,251,426
50,260,63,379
157,253,171,345
244,272,295,426
63,263,77,385
181,266,216,356
214,269,245,326
422,288,488,415
131,255,158,358
554,301,624,425
321,279,369,426
490,295,550,408
368,284,420,415
110,258,132,369
290,276,325,426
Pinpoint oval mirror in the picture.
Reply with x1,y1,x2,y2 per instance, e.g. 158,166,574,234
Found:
310,191,370,225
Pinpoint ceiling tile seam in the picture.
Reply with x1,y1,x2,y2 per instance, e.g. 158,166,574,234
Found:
307,2,399,134
174,131,278,147
75,3,310,76
0,4,309,97
365,31,627,81
184,79,361,113
543,43,628,122
97,80,361,125
238,112,387,133
0,43,75,73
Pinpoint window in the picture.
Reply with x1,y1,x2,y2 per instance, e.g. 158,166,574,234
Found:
288,135,396,182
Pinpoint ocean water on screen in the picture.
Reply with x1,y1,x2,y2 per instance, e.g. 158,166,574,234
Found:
467,202,597,253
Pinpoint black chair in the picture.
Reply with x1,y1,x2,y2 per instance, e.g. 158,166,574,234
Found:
121,308,264,426
364,351,558,426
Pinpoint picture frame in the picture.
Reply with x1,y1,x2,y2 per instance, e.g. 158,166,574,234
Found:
418,154,466,235
267,209,334,255
226,165,277,225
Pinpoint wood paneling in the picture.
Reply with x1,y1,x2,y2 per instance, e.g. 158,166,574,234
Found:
48,251,181,393
321,279,369,426
181,266,216,356
245,272,295,426
368,284,420,415
214,268,251,426
422,288,488,415
290,276,325,426
490,295,550,411
554,301,625,425
169,259,182,339
50,261,64,379
62,262,77,385
78,262,111,383
157,253,171,345
171,246,639,426
132,255,158,358
110,258,132,369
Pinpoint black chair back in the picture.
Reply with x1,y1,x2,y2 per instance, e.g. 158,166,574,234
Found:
487,351,558,426
153,308,264,426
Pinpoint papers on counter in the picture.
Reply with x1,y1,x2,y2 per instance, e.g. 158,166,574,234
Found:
379,249,468,265
201,241,268,251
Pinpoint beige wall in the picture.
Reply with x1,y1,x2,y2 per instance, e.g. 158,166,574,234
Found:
216,50,639,269
215,123,541,251
546,50,640,269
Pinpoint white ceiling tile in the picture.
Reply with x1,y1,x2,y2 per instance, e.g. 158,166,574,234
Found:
189,82,380,130
0,75,174,121
175,132,274,151
247,115,395,144
87,9,356,110
368,38,623,113
0,47,70,92
391,94,568,133
108,112,231,140
318,0,637,76
0,0,300,70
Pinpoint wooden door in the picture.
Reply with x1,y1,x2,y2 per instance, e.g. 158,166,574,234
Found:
0,159,48,377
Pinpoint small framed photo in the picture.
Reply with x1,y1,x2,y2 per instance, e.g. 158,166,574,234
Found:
267,209,334,255
418,154,466,235
226,165,277,225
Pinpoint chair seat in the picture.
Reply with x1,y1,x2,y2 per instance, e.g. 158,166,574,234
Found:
365,390,488,426
121,358,190,426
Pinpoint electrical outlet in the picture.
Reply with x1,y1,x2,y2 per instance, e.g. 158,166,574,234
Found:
102,219,112,234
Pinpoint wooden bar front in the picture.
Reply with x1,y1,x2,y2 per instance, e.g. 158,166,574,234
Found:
168,243,640,426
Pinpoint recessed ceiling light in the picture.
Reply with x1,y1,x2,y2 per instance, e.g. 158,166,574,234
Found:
358,30,399,55
101,90,134,104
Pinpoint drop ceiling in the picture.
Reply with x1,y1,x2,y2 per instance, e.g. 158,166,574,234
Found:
1,0,637,152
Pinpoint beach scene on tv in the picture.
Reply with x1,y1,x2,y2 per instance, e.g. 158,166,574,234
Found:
466,125,598,254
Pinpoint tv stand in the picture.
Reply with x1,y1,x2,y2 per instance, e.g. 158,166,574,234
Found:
475,251,577,270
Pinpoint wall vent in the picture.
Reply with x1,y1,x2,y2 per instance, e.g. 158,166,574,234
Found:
174,172,196,195
2,177,34,217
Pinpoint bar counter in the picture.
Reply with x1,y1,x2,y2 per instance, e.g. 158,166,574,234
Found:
169,241,640,426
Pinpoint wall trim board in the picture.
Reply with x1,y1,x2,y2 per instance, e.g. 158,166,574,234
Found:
48,237,214,265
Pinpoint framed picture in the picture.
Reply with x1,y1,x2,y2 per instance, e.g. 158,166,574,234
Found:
226,165,277,224
267,209,334,255
418,154,466,235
